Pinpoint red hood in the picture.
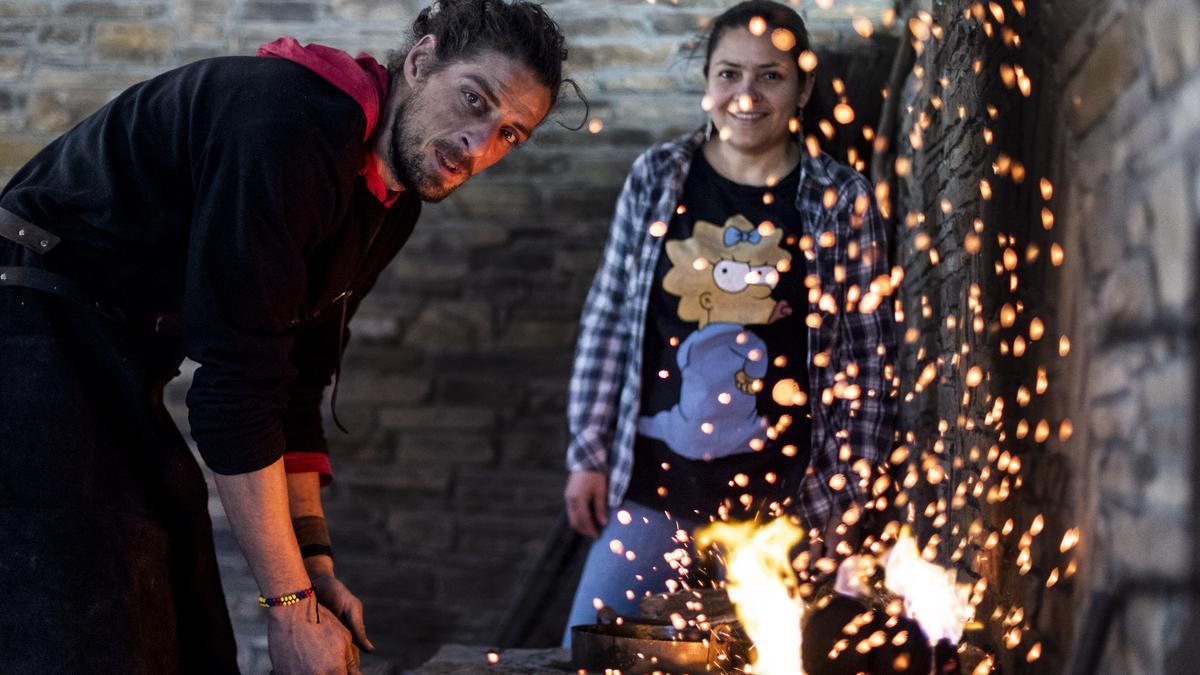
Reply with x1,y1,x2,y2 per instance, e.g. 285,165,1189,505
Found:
258,37,398,206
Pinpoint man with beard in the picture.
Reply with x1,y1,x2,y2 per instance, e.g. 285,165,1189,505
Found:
0,1,573,672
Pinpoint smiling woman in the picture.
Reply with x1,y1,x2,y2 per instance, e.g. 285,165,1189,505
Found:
562,0,897,648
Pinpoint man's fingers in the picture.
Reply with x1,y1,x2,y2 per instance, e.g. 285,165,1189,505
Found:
342,602,374,652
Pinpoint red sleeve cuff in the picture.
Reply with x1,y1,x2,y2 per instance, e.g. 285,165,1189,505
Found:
284,451,332,486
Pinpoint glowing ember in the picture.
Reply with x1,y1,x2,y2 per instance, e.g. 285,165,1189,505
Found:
1060,528,1081,553
798,50,818,73
833,103,855,125
771,27,796,51
696,519,806,675
852,16,874,39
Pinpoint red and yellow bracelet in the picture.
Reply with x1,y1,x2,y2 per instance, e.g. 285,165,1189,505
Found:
258,585,317,608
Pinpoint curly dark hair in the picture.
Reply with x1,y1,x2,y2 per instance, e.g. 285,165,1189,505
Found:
388,0,581,114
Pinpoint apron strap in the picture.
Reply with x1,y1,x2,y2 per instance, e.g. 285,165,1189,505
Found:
0,265,126,322
0,207,61,254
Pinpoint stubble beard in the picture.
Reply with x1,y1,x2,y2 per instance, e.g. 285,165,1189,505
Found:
388,90,456,203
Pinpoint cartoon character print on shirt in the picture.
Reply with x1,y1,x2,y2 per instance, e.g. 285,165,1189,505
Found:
638,214,793,461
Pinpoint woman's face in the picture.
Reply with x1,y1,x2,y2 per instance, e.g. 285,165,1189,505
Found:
704,27,813,154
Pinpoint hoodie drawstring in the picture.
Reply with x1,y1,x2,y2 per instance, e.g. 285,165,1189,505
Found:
329,292,351,434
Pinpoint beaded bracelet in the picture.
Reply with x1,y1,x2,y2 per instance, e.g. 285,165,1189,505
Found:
258,585,317,608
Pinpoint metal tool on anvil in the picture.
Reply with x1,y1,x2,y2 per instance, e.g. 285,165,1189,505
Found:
570,606,753,674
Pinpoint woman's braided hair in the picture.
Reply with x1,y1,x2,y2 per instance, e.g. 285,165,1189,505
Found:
389,0,580,114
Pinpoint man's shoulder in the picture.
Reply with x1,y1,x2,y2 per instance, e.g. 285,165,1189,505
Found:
157,56,367,162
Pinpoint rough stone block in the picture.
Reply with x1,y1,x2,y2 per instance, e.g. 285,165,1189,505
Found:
389,253,469,287
1108,508,1189,578
1089,345,1149,401
1143,0,1200,91
559,15,647,38
648,10,712,37
498,426,568,468
1097,443,1148,512
0,135,46,170
432,372,526,408
570,41,679,72
455,467,563,514
394,432,496,465
499,317,579,349
0,50,27,79
64,1,167,18
1141,358,1193,411
93,22,173,64
442,178,541,220
333,463,453,502
1064,16,1141,135
37,23,87,47
597,70,676,93
1088,392,1140,443
385,511,456,552
333,370,432,406
401,301,493,352
329,0,412,22
339,559,439,603
0,0,49,16
378,405,497,431
1141,435,1190,514
28,89,112,134
435,564,524,605
455,512,556,556
1146,159,1194,313
0,88,23,115
241,0,319,22
1098,254,1157,328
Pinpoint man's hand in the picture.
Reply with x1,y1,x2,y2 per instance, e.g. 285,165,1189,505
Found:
267,600,360,675
312,572,375,652
564,470,608,538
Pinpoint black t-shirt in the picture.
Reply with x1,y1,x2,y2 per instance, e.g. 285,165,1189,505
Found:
0,56,421,476
625,149,814,520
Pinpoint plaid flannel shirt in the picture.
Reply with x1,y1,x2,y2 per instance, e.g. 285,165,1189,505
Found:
567,129,897,529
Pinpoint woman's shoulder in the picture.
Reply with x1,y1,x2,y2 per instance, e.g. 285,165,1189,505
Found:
628,130,704,177
803,150,872,196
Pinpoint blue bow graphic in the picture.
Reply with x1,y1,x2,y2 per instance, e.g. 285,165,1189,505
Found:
723,227,762,247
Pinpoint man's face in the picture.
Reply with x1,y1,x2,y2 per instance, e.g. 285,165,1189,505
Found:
378,44,553,202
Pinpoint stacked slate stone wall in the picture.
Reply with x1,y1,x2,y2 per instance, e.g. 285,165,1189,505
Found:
882,0,1198,672
0,0,894,670
1049,0,1199,672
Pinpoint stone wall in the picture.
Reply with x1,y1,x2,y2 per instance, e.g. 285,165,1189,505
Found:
0,0,893,670
881,0,1198,672
1050,0,1199,672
